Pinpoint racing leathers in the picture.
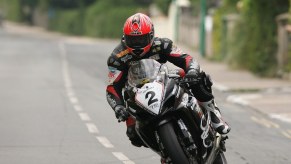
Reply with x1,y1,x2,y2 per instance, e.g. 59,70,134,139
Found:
106,37,230,146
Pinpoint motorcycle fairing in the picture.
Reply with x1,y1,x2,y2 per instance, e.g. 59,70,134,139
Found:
135,81,164,115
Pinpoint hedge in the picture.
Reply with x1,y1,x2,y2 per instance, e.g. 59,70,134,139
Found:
47,0,149,38
230,0,289,76
212,0,290,76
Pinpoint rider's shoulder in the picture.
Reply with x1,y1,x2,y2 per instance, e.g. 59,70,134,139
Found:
111,42,128,57
107,42,127,68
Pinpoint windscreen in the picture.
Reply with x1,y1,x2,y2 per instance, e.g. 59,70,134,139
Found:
127,59,162,87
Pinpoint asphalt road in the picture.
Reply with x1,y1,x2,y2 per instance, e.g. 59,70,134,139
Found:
0,27,290,164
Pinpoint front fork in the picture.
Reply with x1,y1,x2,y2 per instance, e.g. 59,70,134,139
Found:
177,119,199,156
155,119,198,161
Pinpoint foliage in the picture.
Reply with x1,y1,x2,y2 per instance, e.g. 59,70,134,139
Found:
229,0,289,76
48,9,84,35
0,0,23,21
0,0,151,36
211,0,240,61
83,0,139,38
212,0,290,76
287,0,291,72
48,0,96,9
47,0,150,37
46,0,151,9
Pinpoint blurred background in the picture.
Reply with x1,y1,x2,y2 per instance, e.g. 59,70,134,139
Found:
0,0,291,164
0,0,290,78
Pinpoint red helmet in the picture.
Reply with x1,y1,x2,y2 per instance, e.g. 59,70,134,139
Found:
123,13,154,58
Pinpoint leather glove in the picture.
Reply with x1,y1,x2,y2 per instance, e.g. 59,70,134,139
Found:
114,105,129,122
184,69,201,84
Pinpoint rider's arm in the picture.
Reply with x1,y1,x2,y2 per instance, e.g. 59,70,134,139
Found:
106,55,127,110
160,38,215,102
160,38,201,74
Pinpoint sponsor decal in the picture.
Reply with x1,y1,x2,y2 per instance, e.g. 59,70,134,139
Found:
108,67,121,84
108,66,117,72
113,61,121,66
116,49,129,58
164,42,169,49
200,113,212,148
149,103,159,110
121,55,132,62
195,105,203,118
108,72,115,78
154,40,161,45
137,86,154,94
109,57,115,64
106,94,117,107
129,60,139,66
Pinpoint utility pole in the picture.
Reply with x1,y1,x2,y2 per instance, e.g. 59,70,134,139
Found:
199,0,206,57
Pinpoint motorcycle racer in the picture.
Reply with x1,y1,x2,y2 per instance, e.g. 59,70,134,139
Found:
106,13,230,148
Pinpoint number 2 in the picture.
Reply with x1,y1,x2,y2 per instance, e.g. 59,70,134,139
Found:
145,91,158,106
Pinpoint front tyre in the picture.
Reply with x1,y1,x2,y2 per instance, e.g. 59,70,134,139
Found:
158,122,194,164
213,152,227,164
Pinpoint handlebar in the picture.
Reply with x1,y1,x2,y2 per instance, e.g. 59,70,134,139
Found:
169,76,201,85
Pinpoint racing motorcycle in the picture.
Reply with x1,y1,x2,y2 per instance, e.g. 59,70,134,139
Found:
124,59,228,164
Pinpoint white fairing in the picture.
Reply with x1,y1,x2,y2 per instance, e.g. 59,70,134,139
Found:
135,81,164,115
177,93,189,109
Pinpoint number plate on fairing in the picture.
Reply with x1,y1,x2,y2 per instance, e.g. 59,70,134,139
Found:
135,82,164,115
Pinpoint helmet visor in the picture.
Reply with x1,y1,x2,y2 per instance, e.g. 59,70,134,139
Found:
125,34,151,49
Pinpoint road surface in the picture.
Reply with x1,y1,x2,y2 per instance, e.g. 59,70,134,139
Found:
0,26,290,164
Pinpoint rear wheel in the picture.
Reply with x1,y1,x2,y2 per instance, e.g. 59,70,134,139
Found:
158,122,197,164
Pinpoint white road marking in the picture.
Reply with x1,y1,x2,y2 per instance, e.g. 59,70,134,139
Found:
226,95,249,106
227,94,261,106
213,82,229,92
73,104,83,112
69,96,79,104
79,112,91,121
251,116,279,128
64,79,72,88
269,114,291,123
96,136,114,148
112,152,135,164
60,41,135,163
85,123,99,134
281,130,291,139
66,88,75,97
60,43,72,89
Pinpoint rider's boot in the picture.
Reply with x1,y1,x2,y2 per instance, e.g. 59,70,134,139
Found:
199,99,231,134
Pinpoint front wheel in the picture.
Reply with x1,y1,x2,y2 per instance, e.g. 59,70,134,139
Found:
213,152,227,164
158,122,197,164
